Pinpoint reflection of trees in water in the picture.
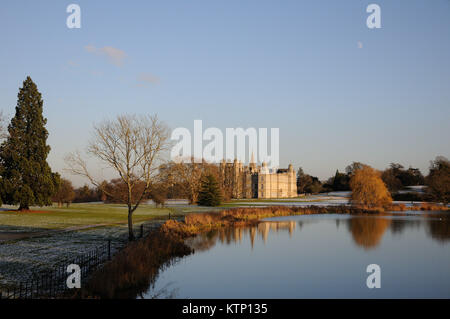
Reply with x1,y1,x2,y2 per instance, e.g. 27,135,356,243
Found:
347,214,450,248
388,215,450,243
187,221,297,251
389,219,421,235
347,216,391,250
190,215,450,254
427,215,450,242
186,230,219,252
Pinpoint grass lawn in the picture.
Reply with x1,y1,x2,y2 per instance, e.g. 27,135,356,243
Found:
0,203,174,230
0,195,346,231
218,196,344,207
0,202,223,288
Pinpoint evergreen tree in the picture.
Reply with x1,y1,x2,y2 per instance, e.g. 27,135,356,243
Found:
0,76,59,210
332,169,350,191
197,174,222,206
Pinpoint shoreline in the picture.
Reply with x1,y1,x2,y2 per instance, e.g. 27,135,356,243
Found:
77,204,448,299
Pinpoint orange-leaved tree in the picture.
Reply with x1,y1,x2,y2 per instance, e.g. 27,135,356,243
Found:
349,165,392,209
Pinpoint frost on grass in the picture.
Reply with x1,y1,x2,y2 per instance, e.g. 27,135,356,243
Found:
0,221,163,288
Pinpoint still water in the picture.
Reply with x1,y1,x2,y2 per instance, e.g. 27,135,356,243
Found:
144,212,450,298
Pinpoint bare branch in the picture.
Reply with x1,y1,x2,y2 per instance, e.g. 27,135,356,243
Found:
64,114,171,226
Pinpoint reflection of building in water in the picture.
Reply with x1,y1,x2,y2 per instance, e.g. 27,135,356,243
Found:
214,227,245,244
215,221,297,247
347,216,391,250
191,221,298,251
234,227,243,243
250,227,256,248
191,214,450,251
189,216,450,254
257,221,296,245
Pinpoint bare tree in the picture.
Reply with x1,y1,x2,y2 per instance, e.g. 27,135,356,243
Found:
65,114,170,240
160,157,218,204
173,159,205,204
52,178,76,207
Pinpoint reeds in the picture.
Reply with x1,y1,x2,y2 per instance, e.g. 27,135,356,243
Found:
184,205,381,227
74,228,192,299
416,202,448,211
179,204,448,231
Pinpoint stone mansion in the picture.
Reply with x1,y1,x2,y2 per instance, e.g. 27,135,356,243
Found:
219,156,297,199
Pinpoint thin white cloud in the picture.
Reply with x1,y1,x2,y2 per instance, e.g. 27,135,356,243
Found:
84,45,127,66
137,73,160,85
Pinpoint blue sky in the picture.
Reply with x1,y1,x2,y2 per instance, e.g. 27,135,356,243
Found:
0,0,449,185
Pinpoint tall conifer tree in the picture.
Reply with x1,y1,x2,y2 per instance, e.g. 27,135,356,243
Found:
0,76,59,210
197,174,222,207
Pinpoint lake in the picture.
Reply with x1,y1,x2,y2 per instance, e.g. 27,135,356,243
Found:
143,211,450,298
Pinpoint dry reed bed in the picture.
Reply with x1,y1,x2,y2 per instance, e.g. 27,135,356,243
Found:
182,204,448,229
73,228,192,299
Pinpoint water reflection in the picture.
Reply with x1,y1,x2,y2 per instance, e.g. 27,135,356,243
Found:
347,217,391,250
427,214,450,242
385,214,450,243
146,212,450,298
186,212,450,253
186,221,297,251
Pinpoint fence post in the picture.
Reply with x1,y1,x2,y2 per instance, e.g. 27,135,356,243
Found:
140,224,144,238
108,240,111,260
169,212,171,220
49,272,53,298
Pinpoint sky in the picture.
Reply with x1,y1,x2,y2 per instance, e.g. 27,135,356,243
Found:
0,0,449,186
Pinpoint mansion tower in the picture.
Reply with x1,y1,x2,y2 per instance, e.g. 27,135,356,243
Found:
219,155,297,199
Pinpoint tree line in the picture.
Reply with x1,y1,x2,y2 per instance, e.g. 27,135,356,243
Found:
297,158,449,204
0,77,224,240
0,77,447,241
53,161,225,209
